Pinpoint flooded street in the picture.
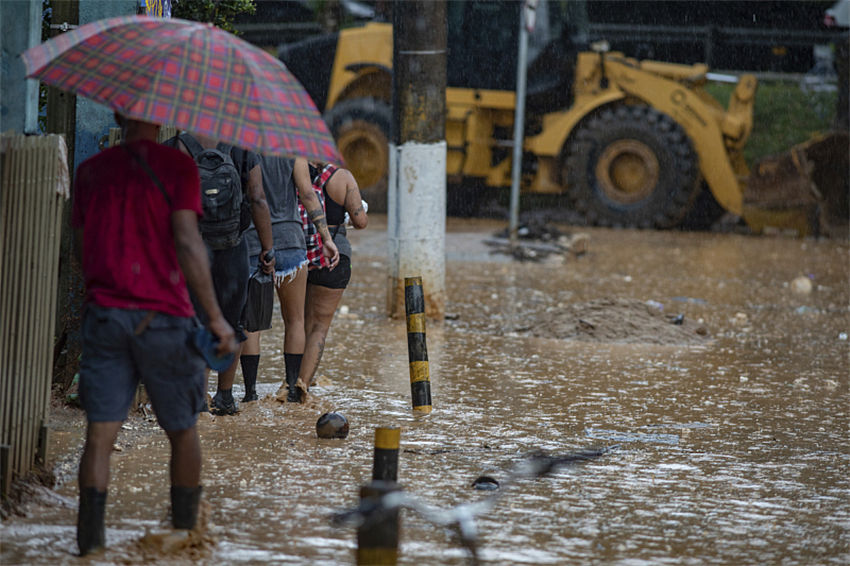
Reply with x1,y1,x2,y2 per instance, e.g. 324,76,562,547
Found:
2,215,849,565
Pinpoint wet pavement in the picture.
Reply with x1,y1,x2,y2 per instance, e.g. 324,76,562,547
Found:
2,215,848,565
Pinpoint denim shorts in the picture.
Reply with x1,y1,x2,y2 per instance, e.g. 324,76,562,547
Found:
79,305,206,431
250,247,307,287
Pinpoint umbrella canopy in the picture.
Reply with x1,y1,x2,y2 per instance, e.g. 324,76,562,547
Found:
22,15,340,163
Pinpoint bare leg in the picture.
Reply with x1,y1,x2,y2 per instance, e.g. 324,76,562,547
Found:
165,426,202,529
77,420,122,555
277,267,307,353
274,267,307,400
243,331,261,355
78,421,123,490
300,283,345,387
216,341,242,392
165,426,201,487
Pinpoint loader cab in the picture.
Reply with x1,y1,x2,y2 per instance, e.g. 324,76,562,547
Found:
446,0,586,114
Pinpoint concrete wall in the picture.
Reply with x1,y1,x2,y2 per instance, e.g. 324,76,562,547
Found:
0,0,42,134
74,0,137,168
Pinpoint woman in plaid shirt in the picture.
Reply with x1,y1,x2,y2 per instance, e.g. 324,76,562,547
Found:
295,158,368,397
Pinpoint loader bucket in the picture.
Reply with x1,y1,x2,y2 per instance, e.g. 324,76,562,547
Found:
742,131,849,238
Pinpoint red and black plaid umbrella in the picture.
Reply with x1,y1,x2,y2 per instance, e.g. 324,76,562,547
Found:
22,15,340,163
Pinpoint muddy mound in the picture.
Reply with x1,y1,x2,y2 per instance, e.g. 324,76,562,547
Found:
521,298,710,345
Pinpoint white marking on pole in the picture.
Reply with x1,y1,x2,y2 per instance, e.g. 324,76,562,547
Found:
388,140,447,317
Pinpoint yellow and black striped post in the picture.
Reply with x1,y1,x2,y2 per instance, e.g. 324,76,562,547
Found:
405,277,432,413
373,426,401,482
356,480,400,565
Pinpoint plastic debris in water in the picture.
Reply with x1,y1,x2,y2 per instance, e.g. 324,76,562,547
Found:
471,476,500,491
672,296,707,305
791,276,813,295
585,428,679,445
645,300,664,312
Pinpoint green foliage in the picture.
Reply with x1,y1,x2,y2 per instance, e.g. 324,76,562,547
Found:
705,79,837,165
172,0,256,34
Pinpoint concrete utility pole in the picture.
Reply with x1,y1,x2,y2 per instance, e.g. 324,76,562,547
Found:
45,0,79,161
387,1,447,320
45,0,82,396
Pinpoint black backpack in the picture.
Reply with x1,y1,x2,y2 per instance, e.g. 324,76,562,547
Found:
178,133,243,250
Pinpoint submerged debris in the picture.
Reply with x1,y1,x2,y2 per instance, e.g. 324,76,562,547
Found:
486,220,589,261
585,428,680,445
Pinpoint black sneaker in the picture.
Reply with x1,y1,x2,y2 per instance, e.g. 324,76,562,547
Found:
211,391,239,415
242,389,258,403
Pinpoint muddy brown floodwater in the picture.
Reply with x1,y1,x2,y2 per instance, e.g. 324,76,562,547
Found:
2,216,848,565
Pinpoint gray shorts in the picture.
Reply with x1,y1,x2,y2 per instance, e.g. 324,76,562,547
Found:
79,305,206,431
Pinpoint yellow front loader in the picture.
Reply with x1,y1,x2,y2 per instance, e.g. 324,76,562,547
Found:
280,2,842,234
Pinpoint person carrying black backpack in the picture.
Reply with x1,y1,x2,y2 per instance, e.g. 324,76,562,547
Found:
167,132,275,415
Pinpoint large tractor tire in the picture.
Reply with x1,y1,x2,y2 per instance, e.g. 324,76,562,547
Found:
563,105,701,229
324,98,391,212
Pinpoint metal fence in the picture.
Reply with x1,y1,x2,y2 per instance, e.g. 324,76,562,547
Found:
588,23,848,72
0,133,70,497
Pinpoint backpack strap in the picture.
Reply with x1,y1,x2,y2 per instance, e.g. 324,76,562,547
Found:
178,133,204,160
122,145,172,208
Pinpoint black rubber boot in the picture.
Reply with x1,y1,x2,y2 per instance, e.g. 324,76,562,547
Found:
77,487,107,556
240,354,259,402
171,485,203,529
284,353,303,402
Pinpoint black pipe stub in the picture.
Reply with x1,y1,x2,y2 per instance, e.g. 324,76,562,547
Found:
316,412,349,439
471,475,500,491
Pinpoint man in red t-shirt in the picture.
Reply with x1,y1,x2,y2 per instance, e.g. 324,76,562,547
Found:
71,114,236,556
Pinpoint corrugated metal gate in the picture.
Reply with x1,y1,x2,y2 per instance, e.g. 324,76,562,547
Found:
0,134,70,496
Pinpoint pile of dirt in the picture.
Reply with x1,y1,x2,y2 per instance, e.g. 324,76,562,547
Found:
517,298,711,345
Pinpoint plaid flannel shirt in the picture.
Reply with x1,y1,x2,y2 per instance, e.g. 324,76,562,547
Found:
299,164,338,270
